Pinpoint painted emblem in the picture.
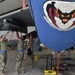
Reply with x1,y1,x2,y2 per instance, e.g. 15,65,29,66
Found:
43,1,75,31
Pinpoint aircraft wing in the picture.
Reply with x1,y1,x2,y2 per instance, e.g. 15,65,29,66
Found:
0,0,35,33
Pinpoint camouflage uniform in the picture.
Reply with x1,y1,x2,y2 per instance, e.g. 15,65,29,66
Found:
27,39,35,67
0,40,7,71
15,39,24,72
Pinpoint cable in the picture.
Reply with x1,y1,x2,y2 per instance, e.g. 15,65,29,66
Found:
56,52,60,75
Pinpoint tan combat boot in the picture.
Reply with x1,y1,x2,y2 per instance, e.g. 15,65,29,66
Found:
0,70,5,75
14,71,18,75
14,67,19,75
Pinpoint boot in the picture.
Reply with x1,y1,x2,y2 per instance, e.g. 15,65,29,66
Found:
29,62,35,68
21,67,25,74
0,70,5,75
14,70,19,75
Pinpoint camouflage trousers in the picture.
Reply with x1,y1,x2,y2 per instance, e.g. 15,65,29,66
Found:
0,52,7,70
15,52,24,71
28,54,35,68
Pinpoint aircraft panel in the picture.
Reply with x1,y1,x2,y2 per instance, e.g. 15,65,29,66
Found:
0,0,22,15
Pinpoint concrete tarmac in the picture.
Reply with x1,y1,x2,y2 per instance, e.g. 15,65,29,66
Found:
4,47,75,75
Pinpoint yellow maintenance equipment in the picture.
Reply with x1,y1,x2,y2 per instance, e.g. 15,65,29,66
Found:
44,68,56,75
34,55,38,61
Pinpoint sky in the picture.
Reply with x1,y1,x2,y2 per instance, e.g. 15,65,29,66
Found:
0,27,36,39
